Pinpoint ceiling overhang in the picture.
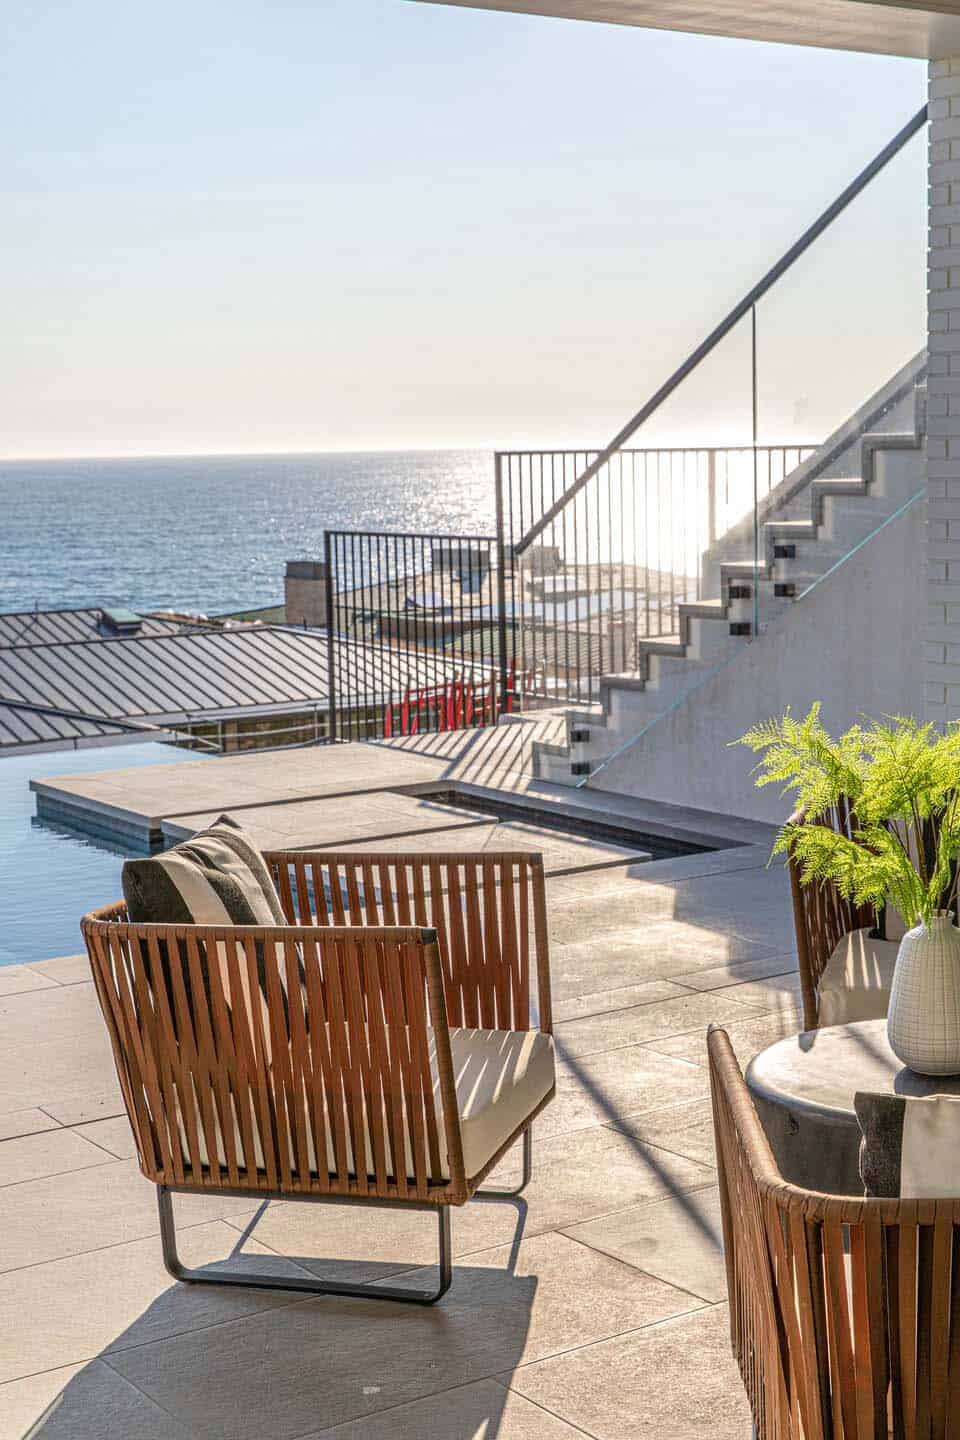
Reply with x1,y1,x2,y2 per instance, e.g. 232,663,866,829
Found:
416,0,960,58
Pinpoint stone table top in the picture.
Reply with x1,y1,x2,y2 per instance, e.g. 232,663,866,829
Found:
747,1019,960,1118
746,1019,960,1192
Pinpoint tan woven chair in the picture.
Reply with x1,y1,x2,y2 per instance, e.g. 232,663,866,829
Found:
81,850,554,1306
787,799,873,1029
709,1024,960,1438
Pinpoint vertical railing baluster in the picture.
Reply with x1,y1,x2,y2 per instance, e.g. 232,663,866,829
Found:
495,456,509,720
324,530,336,742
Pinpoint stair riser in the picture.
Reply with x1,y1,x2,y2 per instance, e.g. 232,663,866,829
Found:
529,370,926,784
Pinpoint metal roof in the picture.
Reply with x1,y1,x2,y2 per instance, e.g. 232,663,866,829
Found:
0,700,137,751
0,608,196,649
0,621,486,752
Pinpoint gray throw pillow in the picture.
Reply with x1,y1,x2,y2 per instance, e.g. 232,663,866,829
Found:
122,813,286,928
121,814,290,1020
855,1090,960,1199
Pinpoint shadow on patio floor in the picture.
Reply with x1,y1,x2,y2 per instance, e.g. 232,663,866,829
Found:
25,1204,538,1440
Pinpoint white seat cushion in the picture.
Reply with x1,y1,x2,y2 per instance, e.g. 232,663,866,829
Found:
444,1026,556,1178
173,1023,556,1184
817,927,900,1028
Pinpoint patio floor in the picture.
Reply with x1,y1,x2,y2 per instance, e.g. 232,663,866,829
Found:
0,751,801,1439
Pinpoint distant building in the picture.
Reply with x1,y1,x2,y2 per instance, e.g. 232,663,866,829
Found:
0,605,475,755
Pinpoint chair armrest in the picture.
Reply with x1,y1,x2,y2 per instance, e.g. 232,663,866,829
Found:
786,804,872,1030
82,908,470,1199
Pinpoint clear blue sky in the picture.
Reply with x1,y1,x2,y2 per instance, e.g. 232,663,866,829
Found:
0,0,926,456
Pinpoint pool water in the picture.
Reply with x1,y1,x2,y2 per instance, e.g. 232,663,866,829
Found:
0,742,205,967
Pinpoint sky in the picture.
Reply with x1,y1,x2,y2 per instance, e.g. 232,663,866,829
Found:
0,0,928,457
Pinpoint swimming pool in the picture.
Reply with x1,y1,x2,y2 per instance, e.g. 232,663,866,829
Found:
0,742,205,967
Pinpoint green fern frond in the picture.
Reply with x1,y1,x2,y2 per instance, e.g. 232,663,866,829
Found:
737,708,960,927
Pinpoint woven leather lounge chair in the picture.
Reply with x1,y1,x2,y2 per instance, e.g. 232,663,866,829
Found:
788,799,892,1031
82,850,555,1305
709,1024,960,1438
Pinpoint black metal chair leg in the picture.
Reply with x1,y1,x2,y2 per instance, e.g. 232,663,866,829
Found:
156,1187,452,1306
475,1127,533,1198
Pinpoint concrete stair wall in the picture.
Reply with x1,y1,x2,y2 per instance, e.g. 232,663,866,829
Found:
532,353,926,788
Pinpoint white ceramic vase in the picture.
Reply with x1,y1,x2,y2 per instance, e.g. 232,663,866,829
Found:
887,912,960,1076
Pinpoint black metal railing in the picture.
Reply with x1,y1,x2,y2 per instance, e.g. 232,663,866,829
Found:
324,528,511,742
496,444,814,705
321,105,926,743
496,103,927,711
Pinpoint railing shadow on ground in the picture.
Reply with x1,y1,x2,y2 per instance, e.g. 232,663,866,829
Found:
24,1198,536,1439
542,846,799,1252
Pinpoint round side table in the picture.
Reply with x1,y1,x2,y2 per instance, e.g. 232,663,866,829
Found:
745,1018,960,1195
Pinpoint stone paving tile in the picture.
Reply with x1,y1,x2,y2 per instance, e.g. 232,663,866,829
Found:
706,972,804,1015
543,1045,712,1138
0,1106,62,1141
548,863,791,951
0,1127,112,1187
616,1098,718,1168
109,1231,701,1439
166,792,491,849
343,821,650,875
39,1087,125,1128
72,1115,138,1159
0,1029,119,1116
0,1362,84,1440
0,1159,264,1273
642,1004,804,1070
0,1359,192,1440
553,990,761,1061
675,952,798,991
38,743,451,828
302,1376,587,1438
0,1220,315,1384
564,1186,726,1302
550,923,782,1003
544,843,771,899
0,982,103,1044
27,954,92,985
552,977,688,1024
0,990,119,1116
508,1301,750,1440
0,965,58,995
225,1125,714,1276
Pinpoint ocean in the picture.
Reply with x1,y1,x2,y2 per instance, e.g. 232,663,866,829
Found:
0,449,493,617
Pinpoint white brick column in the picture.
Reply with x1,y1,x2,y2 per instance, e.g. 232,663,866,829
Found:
928,61,960,726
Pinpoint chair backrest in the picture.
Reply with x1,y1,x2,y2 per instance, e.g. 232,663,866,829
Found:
81,904,468,1202
264,850,552,1035
708,1025,960,1440
787,799,872,1029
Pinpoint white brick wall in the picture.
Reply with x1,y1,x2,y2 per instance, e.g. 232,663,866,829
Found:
927,60,960,725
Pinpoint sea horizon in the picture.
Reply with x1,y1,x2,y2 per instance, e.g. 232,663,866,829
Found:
0,448,495,617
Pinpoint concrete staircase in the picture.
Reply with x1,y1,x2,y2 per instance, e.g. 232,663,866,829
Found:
532,354,927,786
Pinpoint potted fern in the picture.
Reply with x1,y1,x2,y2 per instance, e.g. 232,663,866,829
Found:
737,706,960,1075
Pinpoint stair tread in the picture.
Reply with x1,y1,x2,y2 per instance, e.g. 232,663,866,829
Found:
638,634,685,656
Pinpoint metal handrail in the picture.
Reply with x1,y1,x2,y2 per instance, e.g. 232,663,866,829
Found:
514,103,928,557
496,441,817,460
